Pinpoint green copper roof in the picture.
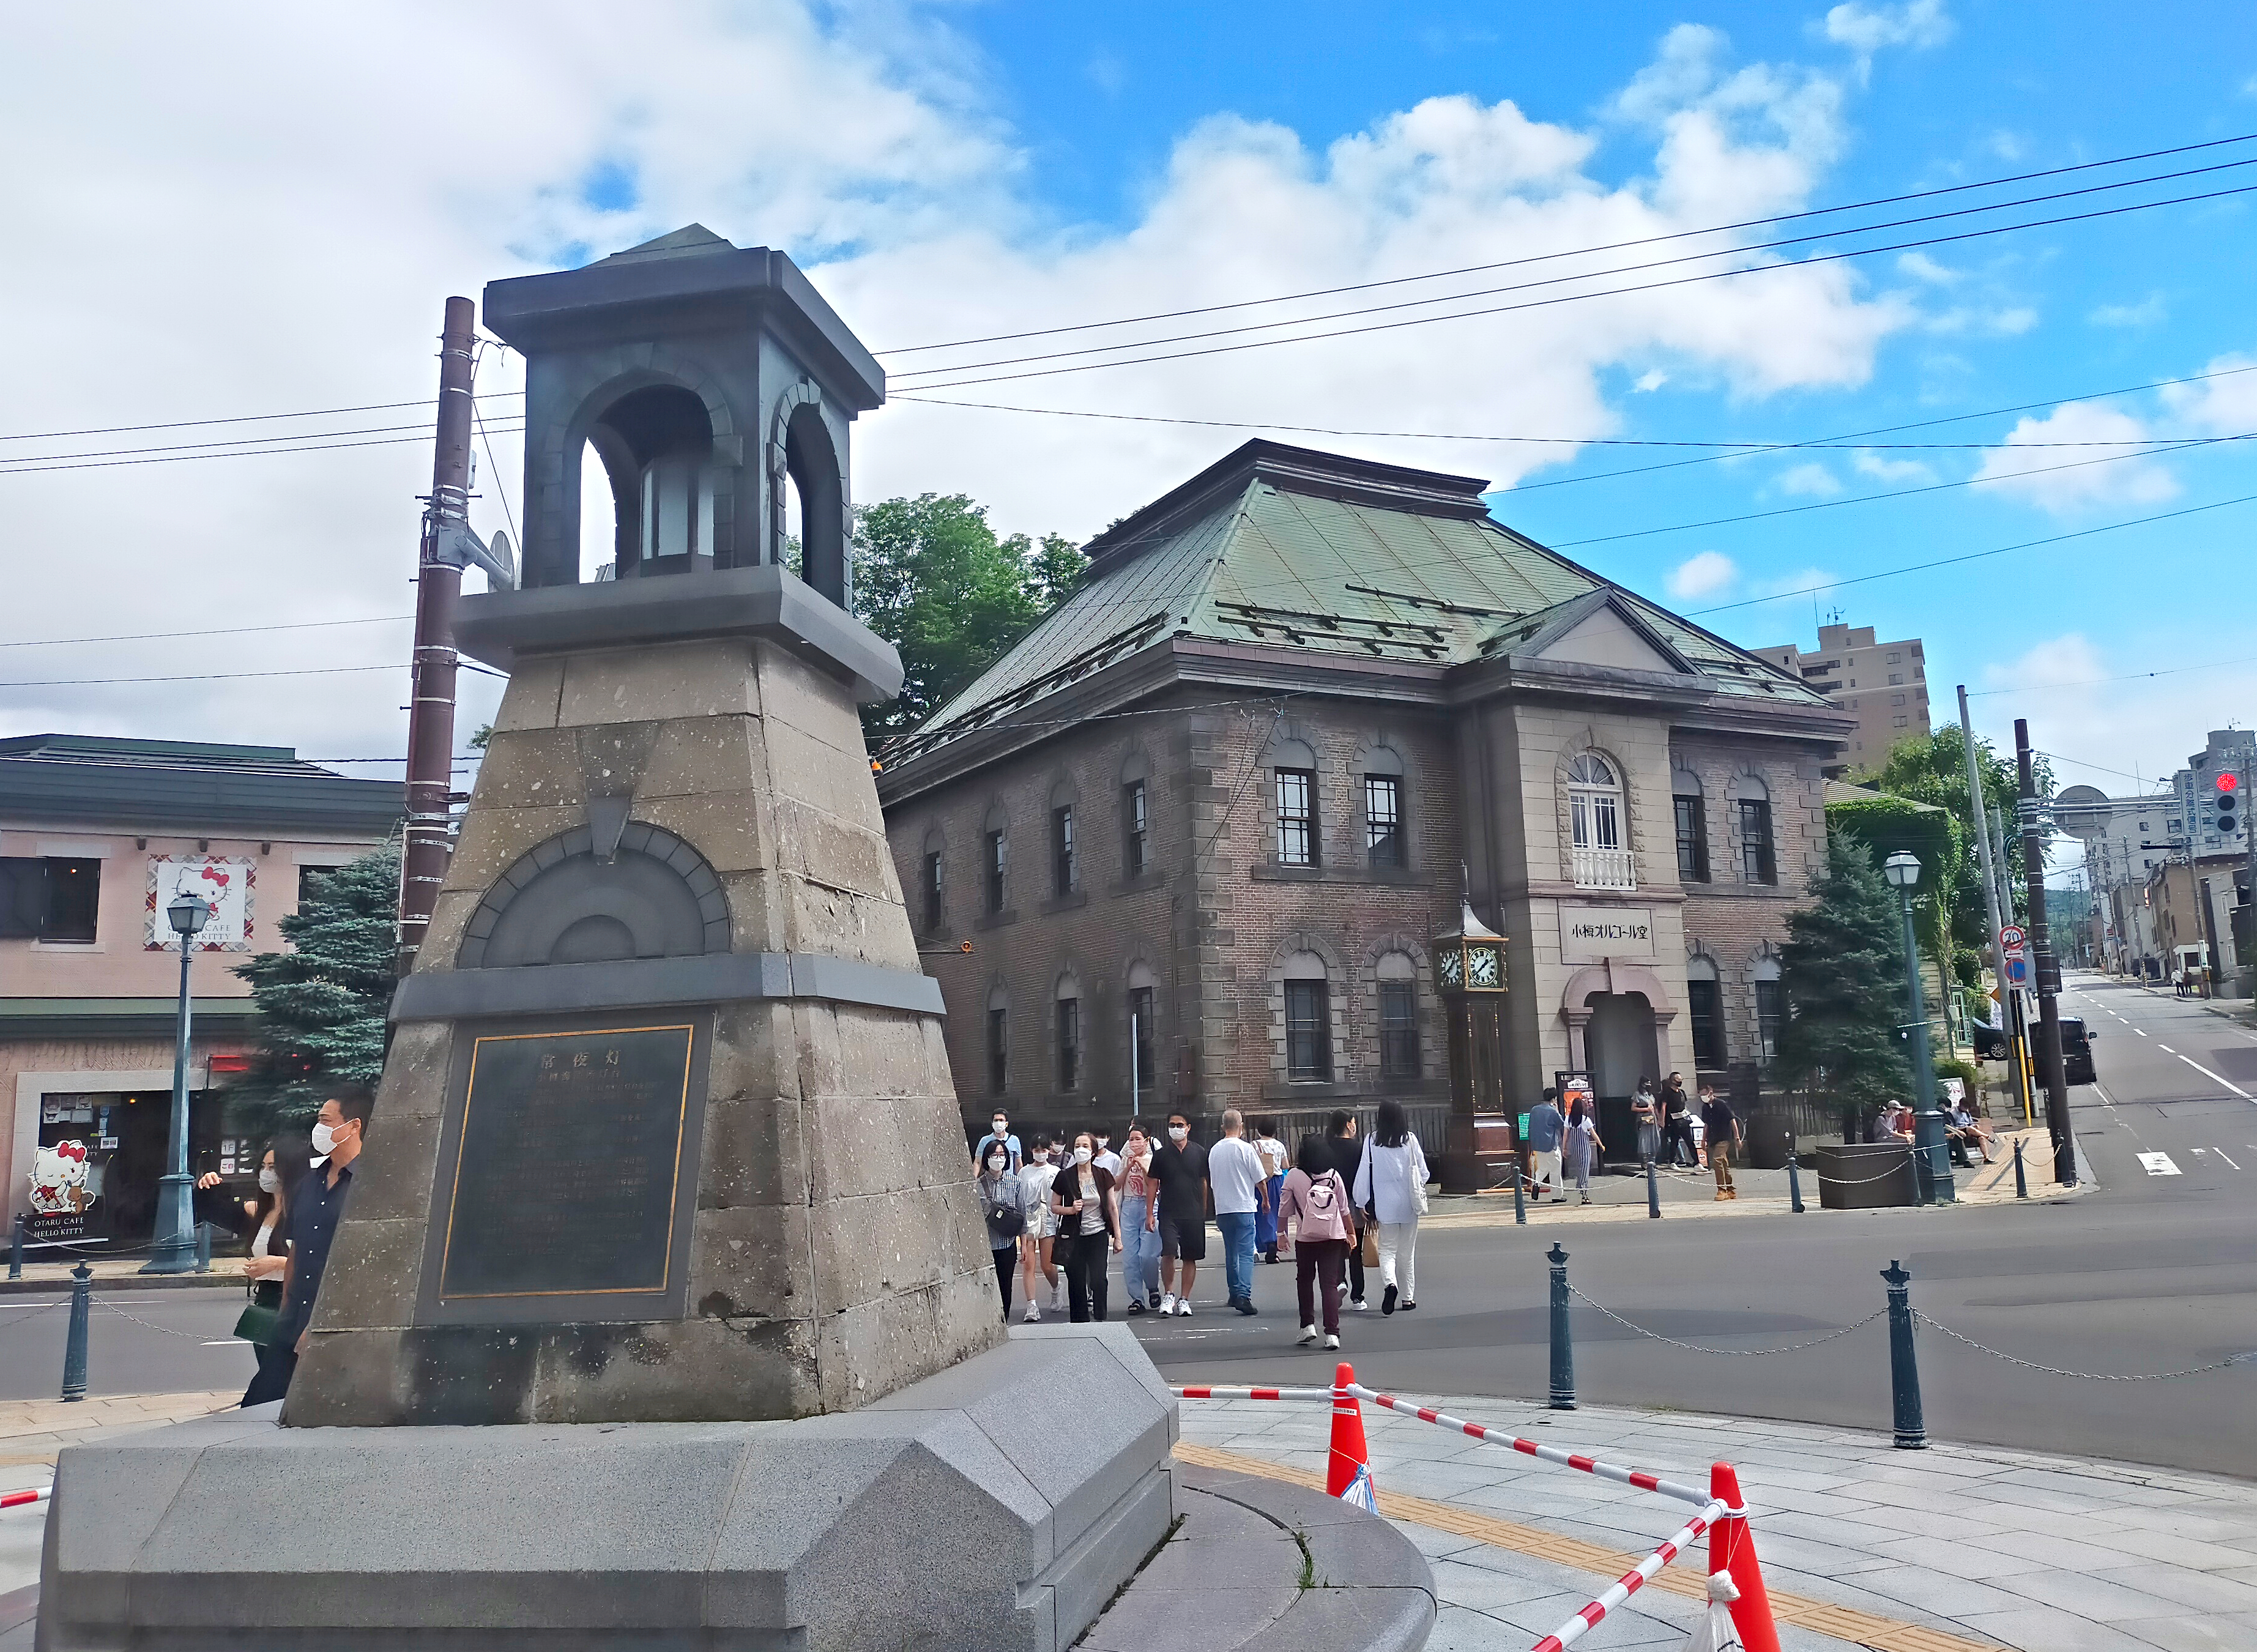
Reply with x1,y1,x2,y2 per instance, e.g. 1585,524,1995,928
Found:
903,442,1826,753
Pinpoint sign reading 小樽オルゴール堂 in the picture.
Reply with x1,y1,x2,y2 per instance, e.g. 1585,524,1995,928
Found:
1560,905,1656,963
434,1024,696,1307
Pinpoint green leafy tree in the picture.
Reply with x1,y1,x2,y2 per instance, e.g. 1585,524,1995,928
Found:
1775,839,1917,1124
852,494,1085,743
226,844,398,1137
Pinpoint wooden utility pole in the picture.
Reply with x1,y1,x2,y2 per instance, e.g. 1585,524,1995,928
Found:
397,296,477,975
2015,719,2075,1185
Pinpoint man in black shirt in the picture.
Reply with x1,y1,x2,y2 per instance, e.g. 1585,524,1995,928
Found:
1698,1083,1741,1201
263,1087,372,1407
1659,1073,1697,1169
1149,1112,1208,1316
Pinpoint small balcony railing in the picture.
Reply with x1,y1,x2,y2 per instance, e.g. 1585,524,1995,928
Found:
1571,846,1637,890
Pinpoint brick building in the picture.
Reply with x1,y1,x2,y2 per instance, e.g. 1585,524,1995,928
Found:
1750,622,1929,779
876,443,1851,1164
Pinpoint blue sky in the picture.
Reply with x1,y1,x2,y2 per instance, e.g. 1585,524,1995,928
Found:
1,1,2251,811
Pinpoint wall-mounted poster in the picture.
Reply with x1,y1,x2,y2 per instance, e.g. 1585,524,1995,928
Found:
145,856,256,951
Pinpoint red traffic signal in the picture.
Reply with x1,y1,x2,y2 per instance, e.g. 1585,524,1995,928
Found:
2220,773,2239,793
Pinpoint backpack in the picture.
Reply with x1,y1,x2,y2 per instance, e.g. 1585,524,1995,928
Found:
1296,1170,1352,1243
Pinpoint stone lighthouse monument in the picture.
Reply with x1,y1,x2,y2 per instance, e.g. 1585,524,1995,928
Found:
35,229,1176,1651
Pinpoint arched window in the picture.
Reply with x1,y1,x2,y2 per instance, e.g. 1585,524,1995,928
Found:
1127,962,1157,1098
1754,955,1783,1064
1273,739,1318,867
1054,974,1082,1092
1685,953,1725,1068
918,827,945,936
783,403,846,606
1283,952,1332,1081
1364,746,1405,869
1567,753,1634,890
585,385,715,579
1672,767,1709,883
1736,775,1777,885
1376,952,1419,1078
986,985,1010,1096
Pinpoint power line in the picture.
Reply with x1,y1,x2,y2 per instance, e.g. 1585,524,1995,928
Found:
1966,652,2257,697
0,614,414,650
893,181,2257,392
0,392,523,445
879,131,2257,355
0,426,525,477
891,158,2257,382
0,664,405,688
0,418,459,466
890,392,2225,451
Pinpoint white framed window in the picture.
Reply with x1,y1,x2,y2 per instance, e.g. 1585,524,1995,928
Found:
1567,753,1634,889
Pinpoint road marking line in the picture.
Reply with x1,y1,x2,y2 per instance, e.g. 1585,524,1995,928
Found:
199,1340,238,1347
2136,1152,2182,1176
2136,1029,2149,1037
2165,1051,2255,1100
2161,1044,2176,1053
2216,1148,2243,1170
1170,1442,1999,1652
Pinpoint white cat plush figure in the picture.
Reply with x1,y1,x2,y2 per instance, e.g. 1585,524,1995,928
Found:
28,1139,92,1215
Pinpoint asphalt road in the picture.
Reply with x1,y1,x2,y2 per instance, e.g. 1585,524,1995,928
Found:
7,970,2251,1479
1128,970,2257,1479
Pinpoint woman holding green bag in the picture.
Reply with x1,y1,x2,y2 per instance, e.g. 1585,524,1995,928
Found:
196,1137,310,1407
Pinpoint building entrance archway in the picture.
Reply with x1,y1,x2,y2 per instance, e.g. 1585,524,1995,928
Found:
1561,962,1676,1164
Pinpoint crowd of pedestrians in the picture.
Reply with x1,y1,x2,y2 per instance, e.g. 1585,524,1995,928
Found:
969,1104,1431,1346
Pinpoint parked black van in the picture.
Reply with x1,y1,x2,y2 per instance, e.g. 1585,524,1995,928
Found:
2059,1016,2096,1085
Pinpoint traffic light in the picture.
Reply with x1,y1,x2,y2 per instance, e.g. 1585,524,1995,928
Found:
2219,772,2240,838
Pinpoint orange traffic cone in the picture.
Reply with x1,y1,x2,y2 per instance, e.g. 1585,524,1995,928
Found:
1327,1362,1377,1511
1707,1462,1781,1652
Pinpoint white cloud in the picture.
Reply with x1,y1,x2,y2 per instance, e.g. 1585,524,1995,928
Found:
1921,303,2039,338
1895,251,1960,285
1752,565,1842,601
0,7,1909,765
1820,0,1954,81
1668,551,1739,600
2157,352,2257,435
2087,294,2166,329
1775,462,1845,497
1972,403,2179,516
1633,370,1669,392
1853,450,1937,485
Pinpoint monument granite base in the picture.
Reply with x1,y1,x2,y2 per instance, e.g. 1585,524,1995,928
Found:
38,1326,1171,1652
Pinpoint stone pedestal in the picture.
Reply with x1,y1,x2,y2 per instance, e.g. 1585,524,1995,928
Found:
38,1327,1175,1652
287,565,1002,1426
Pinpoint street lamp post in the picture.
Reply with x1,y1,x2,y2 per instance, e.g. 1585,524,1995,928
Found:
1881,852,1955,1205
142,890,212,1274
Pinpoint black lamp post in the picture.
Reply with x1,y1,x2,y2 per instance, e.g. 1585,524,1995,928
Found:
1881,851,1955,1205
142,889,211,1274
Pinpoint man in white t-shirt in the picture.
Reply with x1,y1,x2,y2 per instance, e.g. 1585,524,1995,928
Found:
1091,1129,1123,1178
1207,1109,1270,1317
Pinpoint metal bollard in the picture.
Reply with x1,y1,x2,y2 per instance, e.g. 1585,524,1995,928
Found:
2012,1137,2028,1199
62,1260,93,1402
1880,1260,1925,1449
1787,1148,1805,1215
194,1221,212,1274
7,1213,22,1281
1547,1241,1575,1410
1645,1157,1662,1218
1512,1159,1527,1226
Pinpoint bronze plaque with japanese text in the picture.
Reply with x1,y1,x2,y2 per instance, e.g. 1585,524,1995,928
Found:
435,1022,696,1306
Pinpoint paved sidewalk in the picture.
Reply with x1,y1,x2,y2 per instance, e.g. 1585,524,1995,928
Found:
1,1257,240,1296
1179,1391,2257,1651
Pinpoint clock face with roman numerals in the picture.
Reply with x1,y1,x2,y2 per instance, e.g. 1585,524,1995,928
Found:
1467,943,1501,989
1438,949,1464,989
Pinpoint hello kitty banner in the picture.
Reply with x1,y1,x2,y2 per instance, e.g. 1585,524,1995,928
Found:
145,855,255,951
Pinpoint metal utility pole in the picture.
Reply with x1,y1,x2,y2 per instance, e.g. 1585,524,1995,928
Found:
1959,689,2031,1125
2016,720,2075,1185
397,297,477,977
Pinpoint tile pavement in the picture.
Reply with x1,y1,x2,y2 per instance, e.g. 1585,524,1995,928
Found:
1179,1391,2257,1650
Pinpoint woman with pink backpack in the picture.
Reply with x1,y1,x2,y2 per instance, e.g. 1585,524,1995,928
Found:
1277,1134,1356,1350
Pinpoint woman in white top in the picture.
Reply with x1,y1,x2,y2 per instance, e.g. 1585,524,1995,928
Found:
195,1137,310,1408
1017,1135,1063,1322
1352,1099,1430,1315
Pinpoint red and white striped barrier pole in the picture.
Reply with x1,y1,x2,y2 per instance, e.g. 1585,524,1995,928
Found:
1347,1385,1711,1508
2,1485,51,1511
1528,1495,1729,1651
1708,1462,1782,1652
1169,1385,1332,1401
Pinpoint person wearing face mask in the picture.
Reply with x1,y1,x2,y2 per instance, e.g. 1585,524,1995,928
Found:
1016,1134,1063,1322
195,1136,314,1406
1150,1112,1208,1317
1091,1129,1123,1179
1048,1133,1120,1322
976,1142,1025,1320
1115,1125,1164,1313
973,1111,1022,1174
269,1088,373,1405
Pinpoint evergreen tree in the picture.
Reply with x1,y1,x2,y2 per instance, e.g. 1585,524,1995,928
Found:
228,843,398,1136
1775,839,1917,1123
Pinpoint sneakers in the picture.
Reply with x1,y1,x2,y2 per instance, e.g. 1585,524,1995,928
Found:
1382,1284,1399,1316
1324,1333,1340,1350
1401,1300,1417,1312
1159,1292,1178,1317
1579,1191,1593,1205
1175,1298,1194,1317
1233,1297,1258,1317
1349,1297,1367,1311
1334,1279,1350,1300
1149,1290,1163,1311
1022,1301,1041,1323
1296,1323,1318,1345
